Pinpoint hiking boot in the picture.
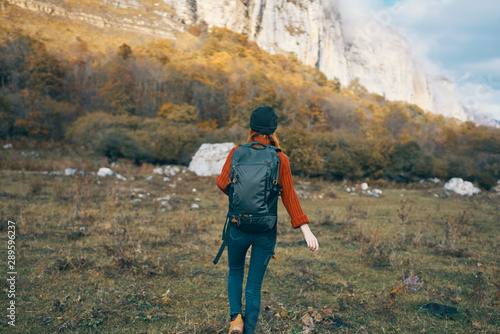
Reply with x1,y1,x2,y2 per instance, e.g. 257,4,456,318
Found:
229,314,244,334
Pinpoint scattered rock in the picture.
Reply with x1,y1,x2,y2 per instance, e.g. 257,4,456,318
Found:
191,203,200,209
64,168,78,176
164,165,181,176
146,176,153,181
156,195,171,202
364,190,380,197
65,168,86,176
156,195,172,209
153,167,164,174
3,143,13,149
420,177,441,184
188,142,235,176
443,178,480,196
21,151,39,157
64,168,86,176
354,183,383,197
97,167,127,181
97,167,114,177
494,180,500,192
67,226,87,240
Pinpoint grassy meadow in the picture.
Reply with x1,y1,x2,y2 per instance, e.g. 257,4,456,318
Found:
0,143,499,333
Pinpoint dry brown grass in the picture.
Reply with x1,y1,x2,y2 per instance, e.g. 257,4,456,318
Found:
0,144,499,332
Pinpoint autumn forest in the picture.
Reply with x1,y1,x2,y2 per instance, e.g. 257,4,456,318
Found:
1,25,499,187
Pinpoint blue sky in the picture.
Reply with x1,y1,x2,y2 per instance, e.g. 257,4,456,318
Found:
357,0,500,121
382,0,398,6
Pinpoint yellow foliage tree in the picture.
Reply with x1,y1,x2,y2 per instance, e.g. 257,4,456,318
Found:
158,103,198,123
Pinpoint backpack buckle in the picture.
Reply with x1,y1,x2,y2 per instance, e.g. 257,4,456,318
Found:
231,215,240,226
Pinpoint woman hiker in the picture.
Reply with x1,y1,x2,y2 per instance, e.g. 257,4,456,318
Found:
215,105,319,334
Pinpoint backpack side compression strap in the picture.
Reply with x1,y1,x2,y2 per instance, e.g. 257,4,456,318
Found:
213,213,231,265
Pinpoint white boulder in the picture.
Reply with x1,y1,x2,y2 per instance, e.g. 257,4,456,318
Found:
494,181,500,192
361,183,369,191
97,167,114,177
97,167,126,181
444,178,480,196
3,143,13,149
188,143,236,177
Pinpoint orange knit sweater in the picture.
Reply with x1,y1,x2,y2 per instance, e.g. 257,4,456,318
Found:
216,137,309,229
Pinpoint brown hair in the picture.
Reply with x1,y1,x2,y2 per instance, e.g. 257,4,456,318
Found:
247,129,280,148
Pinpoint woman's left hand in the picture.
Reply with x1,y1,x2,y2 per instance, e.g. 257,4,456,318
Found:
300,224,319,252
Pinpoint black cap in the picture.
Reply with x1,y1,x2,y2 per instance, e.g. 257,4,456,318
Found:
250,106,278,134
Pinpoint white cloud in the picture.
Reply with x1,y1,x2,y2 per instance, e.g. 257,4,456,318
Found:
340,0,500,121
461,58,500,78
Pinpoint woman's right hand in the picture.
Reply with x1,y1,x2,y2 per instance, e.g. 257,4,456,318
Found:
300,223,319,252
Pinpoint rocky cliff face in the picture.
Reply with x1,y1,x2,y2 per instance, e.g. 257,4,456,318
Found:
168,0,469,120
5,0,470,121
6,0,183,38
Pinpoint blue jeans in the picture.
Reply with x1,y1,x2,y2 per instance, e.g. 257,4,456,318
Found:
227,226,276,334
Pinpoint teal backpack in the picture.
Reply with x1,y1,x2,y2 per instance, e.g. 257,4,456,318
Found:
213,142,282,265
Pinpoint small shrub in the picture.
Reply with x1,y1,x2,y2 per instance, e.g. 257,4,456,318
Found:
397,197,412,246
435,211,473,257
472,271,487,306
341,204,358,241
51,178,67,200
452,210,474,238
53,257,91,271
357,225,394,268
378,271,424,312
29,177,43,194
